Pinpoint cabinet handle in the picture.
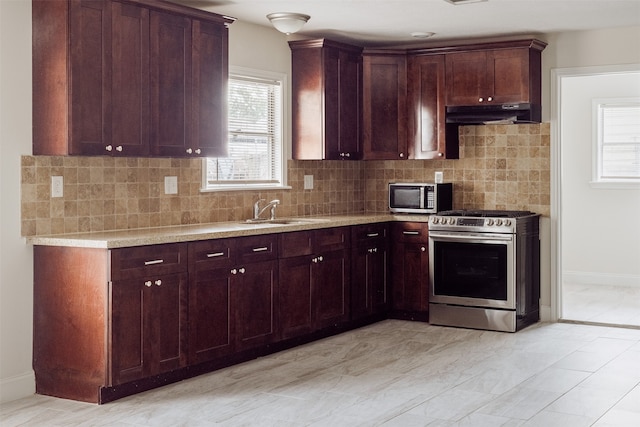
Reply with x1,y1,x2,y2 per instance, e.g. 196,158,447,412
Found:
239,267,245,274
115,145,123,152
252,247,269,252
145,280,152,287
195,148,201,155
366,233,379,238
105,145,113,152
312,256,324,263
206,252,225,258
231,268,237,275
402,231,420,236
421,246,426,252
144,259,164,266
155,279,162,286
186,148,193,154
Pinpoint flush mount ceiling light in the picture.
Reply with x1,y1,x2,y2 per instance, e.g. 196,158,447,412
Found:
444,0,488,4
411,31,436,39
266,12,310,35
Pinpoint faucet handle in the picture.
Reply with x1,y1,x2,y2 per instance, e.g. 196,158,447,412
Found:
254,199,265,217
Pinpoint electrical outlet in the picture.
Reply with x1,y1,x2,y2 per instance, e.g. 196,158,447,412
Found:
164,176,178,195
304,175,314,190
51,176,63,198
434,171,443,184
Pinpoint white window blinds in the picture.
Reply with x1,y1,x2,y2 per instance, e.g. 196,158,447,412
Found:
597,102,640,181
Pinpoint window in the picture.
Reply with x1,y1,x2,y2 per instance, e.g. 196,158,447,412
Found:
593,98,640,186
202,68,287,191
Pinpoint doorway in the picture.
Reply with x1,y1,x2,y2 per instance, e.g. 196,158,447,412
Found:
553,65,640,327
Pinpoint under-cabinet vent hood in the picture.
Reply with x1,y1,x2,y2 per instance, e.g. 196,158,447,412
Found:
445,103,541,125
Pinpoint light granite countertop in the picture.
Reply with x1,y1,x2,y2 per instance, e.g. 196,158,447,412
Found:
26,213,432,249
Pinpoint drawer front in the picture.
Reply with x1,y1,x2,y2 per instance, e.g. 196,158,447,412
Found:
234,234,278,264
279,230,313,258
352,223,389,242
314,227,350,253
189,238,234,270
111,243,188,280
392,222,429,243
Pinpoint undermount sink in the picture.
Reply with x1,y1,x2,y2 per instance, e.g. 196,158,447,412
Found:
240,218,331,226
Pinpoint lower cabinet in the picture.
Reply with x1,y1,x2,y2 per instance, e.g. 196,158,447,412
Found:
351,223,390,321
278,227,351,340
390,222,430,321
188,235,278,365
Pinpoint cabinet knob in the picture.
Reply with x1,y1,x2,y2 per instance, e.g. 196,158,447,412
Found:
155,279,162,286
479,97,484,102
368,248,378,254
239,267,245,274
195,148,201,155
115,145,123,152
105,145,113,152
186,148,193,154
421,246,426,252
145,280,152,287
399,153,404,158
231,268,237,275
488,96,493,102
438,152,443,157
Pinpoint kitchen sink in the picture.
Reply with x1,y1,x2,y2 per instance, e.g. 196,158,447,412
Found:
239,218,331,226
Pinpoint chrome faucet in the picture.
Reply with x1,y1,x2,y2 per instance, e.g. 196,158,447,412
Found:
253,199,281,220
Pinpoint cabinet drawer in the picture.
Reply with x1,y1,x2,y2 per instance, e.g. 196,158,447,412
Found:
352,223,388,242
189,238,234,269
111,243,188,280
279,231,313,258
392,222,429,243
314,227,350,252
234,234,278,264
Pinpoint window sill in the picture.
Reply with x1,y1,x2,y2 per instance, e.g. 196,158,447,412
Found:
589,181,640,190
201,184,292,193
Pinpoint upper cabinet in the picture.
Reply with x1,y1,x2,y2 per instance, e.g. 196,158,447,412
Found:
444,40,546,106
362,50,408,160
32,0,233,157
290,39,363,160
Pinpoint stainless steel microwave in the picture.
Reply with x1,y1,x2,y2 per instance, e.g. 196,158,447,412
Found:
388,183,453,214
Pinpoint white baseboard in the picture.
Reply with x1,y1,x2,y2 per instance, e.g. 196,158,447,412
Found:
0,371,34,404
540,304,553,322
563,271,640,288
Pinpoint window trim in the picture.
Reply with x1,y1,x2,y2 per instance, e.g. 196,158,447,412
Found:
590,97,640,189
201,66,290,192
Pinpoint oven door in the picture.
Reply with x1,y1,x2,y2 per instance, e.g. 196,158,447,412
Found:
429,231,515,310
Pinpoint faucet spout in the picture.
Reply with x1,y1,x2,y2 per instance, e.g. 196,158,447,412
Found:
254,199,281,220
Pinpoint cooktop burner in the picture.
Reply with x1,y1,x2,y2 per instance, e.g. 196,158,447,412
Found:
437,210,534,218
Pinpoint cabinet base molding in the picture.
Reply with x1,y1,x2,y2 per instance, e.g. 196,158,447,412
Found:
388,310,429,323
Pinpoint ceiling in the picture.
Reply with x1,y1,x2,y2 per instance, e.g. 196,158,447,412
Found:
170,0,640,47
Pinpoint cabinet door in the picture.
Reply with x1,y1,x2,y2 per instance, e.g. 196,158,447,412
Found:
445,51,487,106
110,2,150,156
234,260,279,350
335,49,362,159
391,222,430,315
314,249,350,329
362,53,407,159
278,255,314,339
111,272,188,385
487,48,530,104
150,11,192,157
407,55,449,159
192,19,228,157
352,241,388,319
68,0,111,155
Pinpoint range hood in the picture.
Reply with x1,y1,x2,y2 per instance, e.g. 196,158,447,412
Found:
445,103,541,125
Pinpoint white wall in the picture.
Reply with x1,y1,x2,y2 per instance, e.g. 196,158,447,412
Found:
0,0,35,403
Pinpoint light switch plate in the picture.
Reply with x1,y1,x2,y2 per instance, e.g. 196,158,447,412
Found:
164,176,178,194
434,171,443,184
51,176,63,198
304,175,314,190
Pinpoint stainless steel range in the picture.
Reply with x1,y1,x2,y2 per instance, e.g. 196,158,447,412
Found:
428,210,540,332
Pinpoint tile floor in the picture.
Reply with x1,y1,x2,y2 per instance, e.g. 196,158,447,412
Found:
562,282,640,327
2,320,640,426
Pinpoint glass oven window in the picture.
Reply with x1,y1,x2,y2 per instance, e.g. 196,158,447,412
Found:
433,241,507,300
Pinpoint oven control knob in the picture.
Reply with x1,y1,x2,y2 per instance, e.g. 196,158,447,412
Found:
431,217,438,224
503,219,511,226
448,218,456,225
495,219,503,226
487,219,494,226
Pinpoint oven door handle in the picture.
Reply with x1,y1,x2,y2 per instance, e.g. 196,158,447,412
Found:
429,231,513,242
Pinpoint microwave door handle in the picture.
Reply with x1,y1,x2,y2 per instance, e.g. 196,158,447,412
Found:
419,187,425,209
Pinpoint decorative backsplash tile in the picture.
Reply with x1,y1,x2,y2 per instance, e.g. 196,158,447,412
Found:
21,123,550,236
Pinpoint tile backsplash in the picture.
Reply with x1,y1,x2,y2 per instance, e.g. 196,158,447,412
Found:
21,123,550,236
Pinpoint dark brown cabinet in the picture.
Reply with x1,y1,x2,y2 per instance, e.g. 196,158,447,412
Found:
351,223,390,321
407,54,458,159
390,222,430,321
278,228,351,339
445,41,545,107
362,50,408,160
32,0,232,157
290,39,362,160
188,235,278,364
